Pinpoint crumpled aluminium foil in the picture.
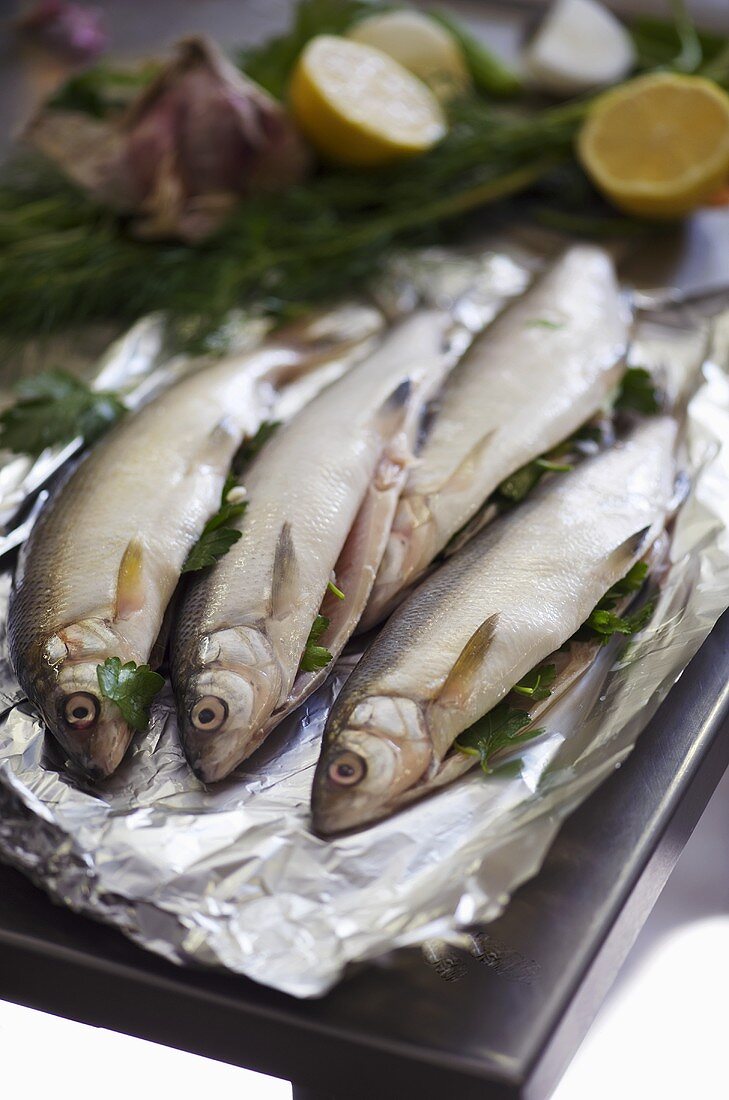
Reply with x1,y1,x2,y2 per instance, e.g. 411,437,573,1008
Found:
0,250,727,999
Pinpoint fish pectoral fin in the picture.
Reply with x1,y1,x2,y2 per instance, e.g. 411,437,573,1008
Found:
270,521,300,621
435,613,500,710
114,538,145,621
416,426,499,497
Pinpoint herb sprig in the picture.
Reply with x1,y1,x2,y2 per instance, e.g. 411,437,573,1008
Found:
182,474,248,573
300,613,333,672
0,369,125,456
96,657,165,732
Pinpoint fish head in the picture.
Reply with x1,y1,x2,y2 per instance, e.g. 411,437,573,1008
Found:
39,621,135,779
177,624,284,782
312,694,433,834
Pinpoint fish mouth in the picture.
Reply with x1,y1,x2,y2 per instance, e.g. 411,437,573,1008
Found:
177,630,285,782
48,689,134,779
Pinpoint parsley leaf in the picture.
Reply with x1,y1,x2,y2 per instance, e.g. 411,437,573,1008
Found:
615,367,662,415
182,474,248,573
0,369,125,457
96,657,164,733
512,662,556,701
499,453,573,502
586,600,656,644
456,702,542,774
582,560,654,644
236,420,281,469
300,613,333,672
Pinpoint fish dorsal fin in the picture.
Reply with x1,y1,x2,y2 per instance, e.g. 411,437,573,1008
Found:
114,538,145,621
270,521,300,620
436,613,500,710
417,426,499,497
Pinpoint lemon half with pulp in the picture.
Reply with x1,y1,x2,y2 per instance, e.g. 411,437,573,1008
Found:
290,35,447,167
578,72,729,218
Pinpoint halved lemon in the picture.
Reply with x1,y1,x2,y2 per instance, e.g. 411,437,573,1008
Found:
578,72,729,218
290,35,447,167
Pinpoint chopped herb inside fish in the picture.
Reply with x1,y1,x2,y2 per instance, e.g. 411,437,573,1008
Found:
525,318,564,329
0,369,125,456
498,449,574,502
455,703,543,774
327,580,345,600
512,662,556,700
236,420,281,468
300,614,333,672
182,474,248,573
615,366,662,415
96,657,164,733
582,559,655,644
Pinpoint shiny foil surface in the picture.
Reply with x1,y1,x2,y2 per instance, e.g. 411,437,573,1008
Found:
0,247,727,998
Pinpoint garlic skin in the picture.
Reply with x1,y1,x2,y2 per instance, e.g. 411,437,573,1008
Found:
27,36,311,241
523,0,636,97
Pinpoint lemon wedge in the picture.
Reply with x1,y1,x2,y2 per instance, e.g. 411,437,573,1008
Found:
290,35,447,167
347,10,470,102
578,72,729,218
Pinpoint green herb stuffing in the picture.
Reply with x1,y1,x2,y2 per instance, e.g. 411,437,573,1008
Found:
327,580,345,600
300,613,333,672
0,369,125,456
456,703,543,774
96,657,165,733
235,420,281,468
583,560,655,644
48,61,161,118
512,662,556,701
615,367,662,416
182,473,248,573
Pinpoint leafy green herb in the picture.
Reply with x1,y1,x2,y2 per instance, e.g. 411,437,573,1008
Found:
182,474,248,573
586,601,656,643
456,702,542,774
431,9,522,98
0,93,577,347
96,657,165,733
525,318,564,330
498,452,573,502
0,369,125,456
615,367,662,416
583,560,655,644
238,0,382,98
512,662,556,701
327,580,345,600
235,420,281,469
300,613,333,672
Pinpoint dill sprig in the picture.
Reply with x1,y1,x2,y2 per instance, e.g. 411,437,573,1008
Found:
0,97,580,348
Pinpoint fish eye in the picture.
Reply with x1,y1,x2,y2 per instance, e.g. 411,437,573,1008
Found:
62,692,99,731
190,696,228,732
327,750,367,787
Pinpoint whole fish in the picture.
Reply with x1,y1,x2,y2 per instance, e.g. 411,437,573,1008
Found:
313,417,677,834
363,244,629,627
8,304,382,778
171,310,462,782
